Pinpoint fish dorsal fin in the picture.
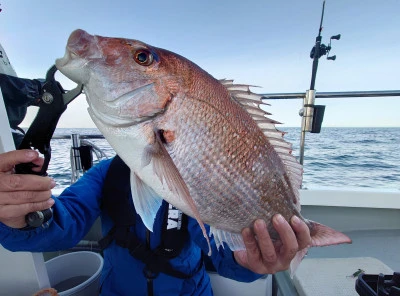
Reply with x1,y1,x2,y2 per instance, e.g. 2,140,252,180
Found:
221,79,303,209
143,129,212,255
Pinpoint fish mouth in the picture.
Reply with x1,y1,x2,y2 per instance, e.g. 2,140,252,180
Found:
56,29,102,83
88,83,162,127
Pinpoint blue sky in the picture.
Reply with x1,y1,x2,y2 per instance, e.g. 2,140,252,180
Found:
1,0,399,127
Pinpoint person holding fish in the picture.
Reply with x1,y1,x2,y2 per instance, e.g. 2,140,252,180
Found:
0,30,350,295
0,150,312,295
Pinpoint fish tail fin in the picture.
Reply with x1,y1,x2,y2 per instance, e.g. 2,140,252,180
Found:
307,219,352,247
289,220,352,277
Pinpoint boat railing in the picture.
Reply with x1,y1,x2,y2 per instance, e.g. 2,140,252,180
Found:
261,89,400,165
261,90,400,100
54,89,400,187
52,135,105,140
53,134,107,184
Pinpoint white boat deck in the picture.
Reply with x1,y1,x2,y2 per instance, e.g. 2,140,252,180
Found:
274,229,399,296
273,188,400,296
292,257,394,296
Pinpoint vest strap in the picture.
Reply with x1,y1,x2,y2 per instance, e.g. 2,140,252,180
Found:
100,155,198,279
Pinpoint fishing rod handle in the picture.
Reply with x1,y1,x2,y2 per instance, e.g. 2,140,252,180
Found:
25,208,53,228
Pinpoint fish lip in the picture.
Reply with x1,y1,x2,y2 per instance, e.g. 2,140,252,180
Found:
56,49,79,66
55,50,70,68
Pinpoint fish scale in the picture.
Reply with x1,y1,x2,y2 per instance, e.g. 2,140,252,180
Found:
164,97,281,233
170,92,297,238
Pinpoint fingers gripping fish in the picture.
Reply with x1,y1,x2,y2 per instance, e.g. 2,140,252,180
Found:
56,29,351,273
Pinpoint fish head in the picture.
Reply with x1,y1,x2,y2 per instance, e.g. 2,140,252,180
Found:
56,29,190,127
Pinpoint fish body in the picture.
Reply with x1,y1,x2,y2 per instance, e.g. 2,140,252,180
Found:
56,29,351,269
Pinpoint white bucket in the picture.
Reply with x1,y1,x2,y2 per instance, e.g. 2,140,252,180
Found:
45,251,103,296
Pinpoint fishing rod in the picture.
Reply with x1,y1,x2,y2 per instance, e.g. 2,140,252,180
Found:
299,0,340,166
309,1,341,90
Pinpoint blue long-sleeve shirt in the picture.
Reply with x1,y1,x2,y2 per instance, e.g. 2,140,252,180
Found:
0,158,262,295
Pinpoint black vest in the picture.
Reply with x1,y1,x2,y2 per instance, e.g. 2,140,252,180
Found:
99,155,202,279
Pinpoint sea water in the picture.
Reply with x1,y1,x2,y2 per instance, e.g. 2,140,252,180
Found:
49,127,400,191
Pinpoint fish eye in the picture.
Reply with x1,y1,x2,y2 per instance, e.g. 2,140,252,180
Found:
133,49,154,66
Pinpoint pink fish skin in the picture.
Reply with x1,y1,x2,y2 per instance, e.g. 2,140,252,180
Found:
56,29,351,272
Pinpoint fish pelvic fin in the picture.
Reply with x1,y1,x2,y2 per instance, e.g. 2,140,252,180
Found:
130,172,163,232
144,129,212,255
288,220,352,277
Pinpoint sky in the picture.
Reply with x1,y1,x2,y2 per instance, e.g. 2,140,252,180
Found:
0,0,399,128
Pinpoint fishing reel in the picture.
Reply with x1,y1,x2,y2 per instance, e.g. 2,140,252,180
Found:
310,34,341,60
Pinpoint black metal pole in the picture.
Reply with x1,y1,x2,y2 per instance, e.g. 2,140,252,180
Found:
310,0,325,90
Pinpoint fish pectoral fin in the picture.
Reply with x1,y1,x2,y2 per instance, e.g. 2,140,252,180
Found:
143,129,212,255
210,226,245,251
130,171,163,232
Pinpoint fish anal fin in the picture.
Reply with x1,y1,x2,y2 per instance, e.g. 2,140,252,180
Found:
145,129,212,255
130,172,163,232
210,227,245,251
289,247,309,278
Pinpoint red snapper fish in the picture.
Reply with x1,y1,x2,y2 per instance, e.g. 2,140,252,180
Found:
56,29,351,272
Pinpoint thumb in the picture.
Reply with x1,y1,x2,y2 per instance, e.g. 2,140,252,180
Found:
0,150,39,172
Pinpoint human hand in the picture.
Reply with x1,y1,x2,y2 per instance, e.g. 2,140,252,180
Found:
233,214,311,274
0,150,55,228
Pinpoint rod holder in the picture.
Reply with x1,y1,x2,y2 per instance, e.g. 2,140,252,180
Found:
302,90,316,132
311,105,326,133
71,134,82,170
71,134,82,183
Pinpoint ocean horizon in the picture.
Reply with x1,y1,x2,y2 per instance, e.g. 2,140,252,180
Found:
49,127,400,192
